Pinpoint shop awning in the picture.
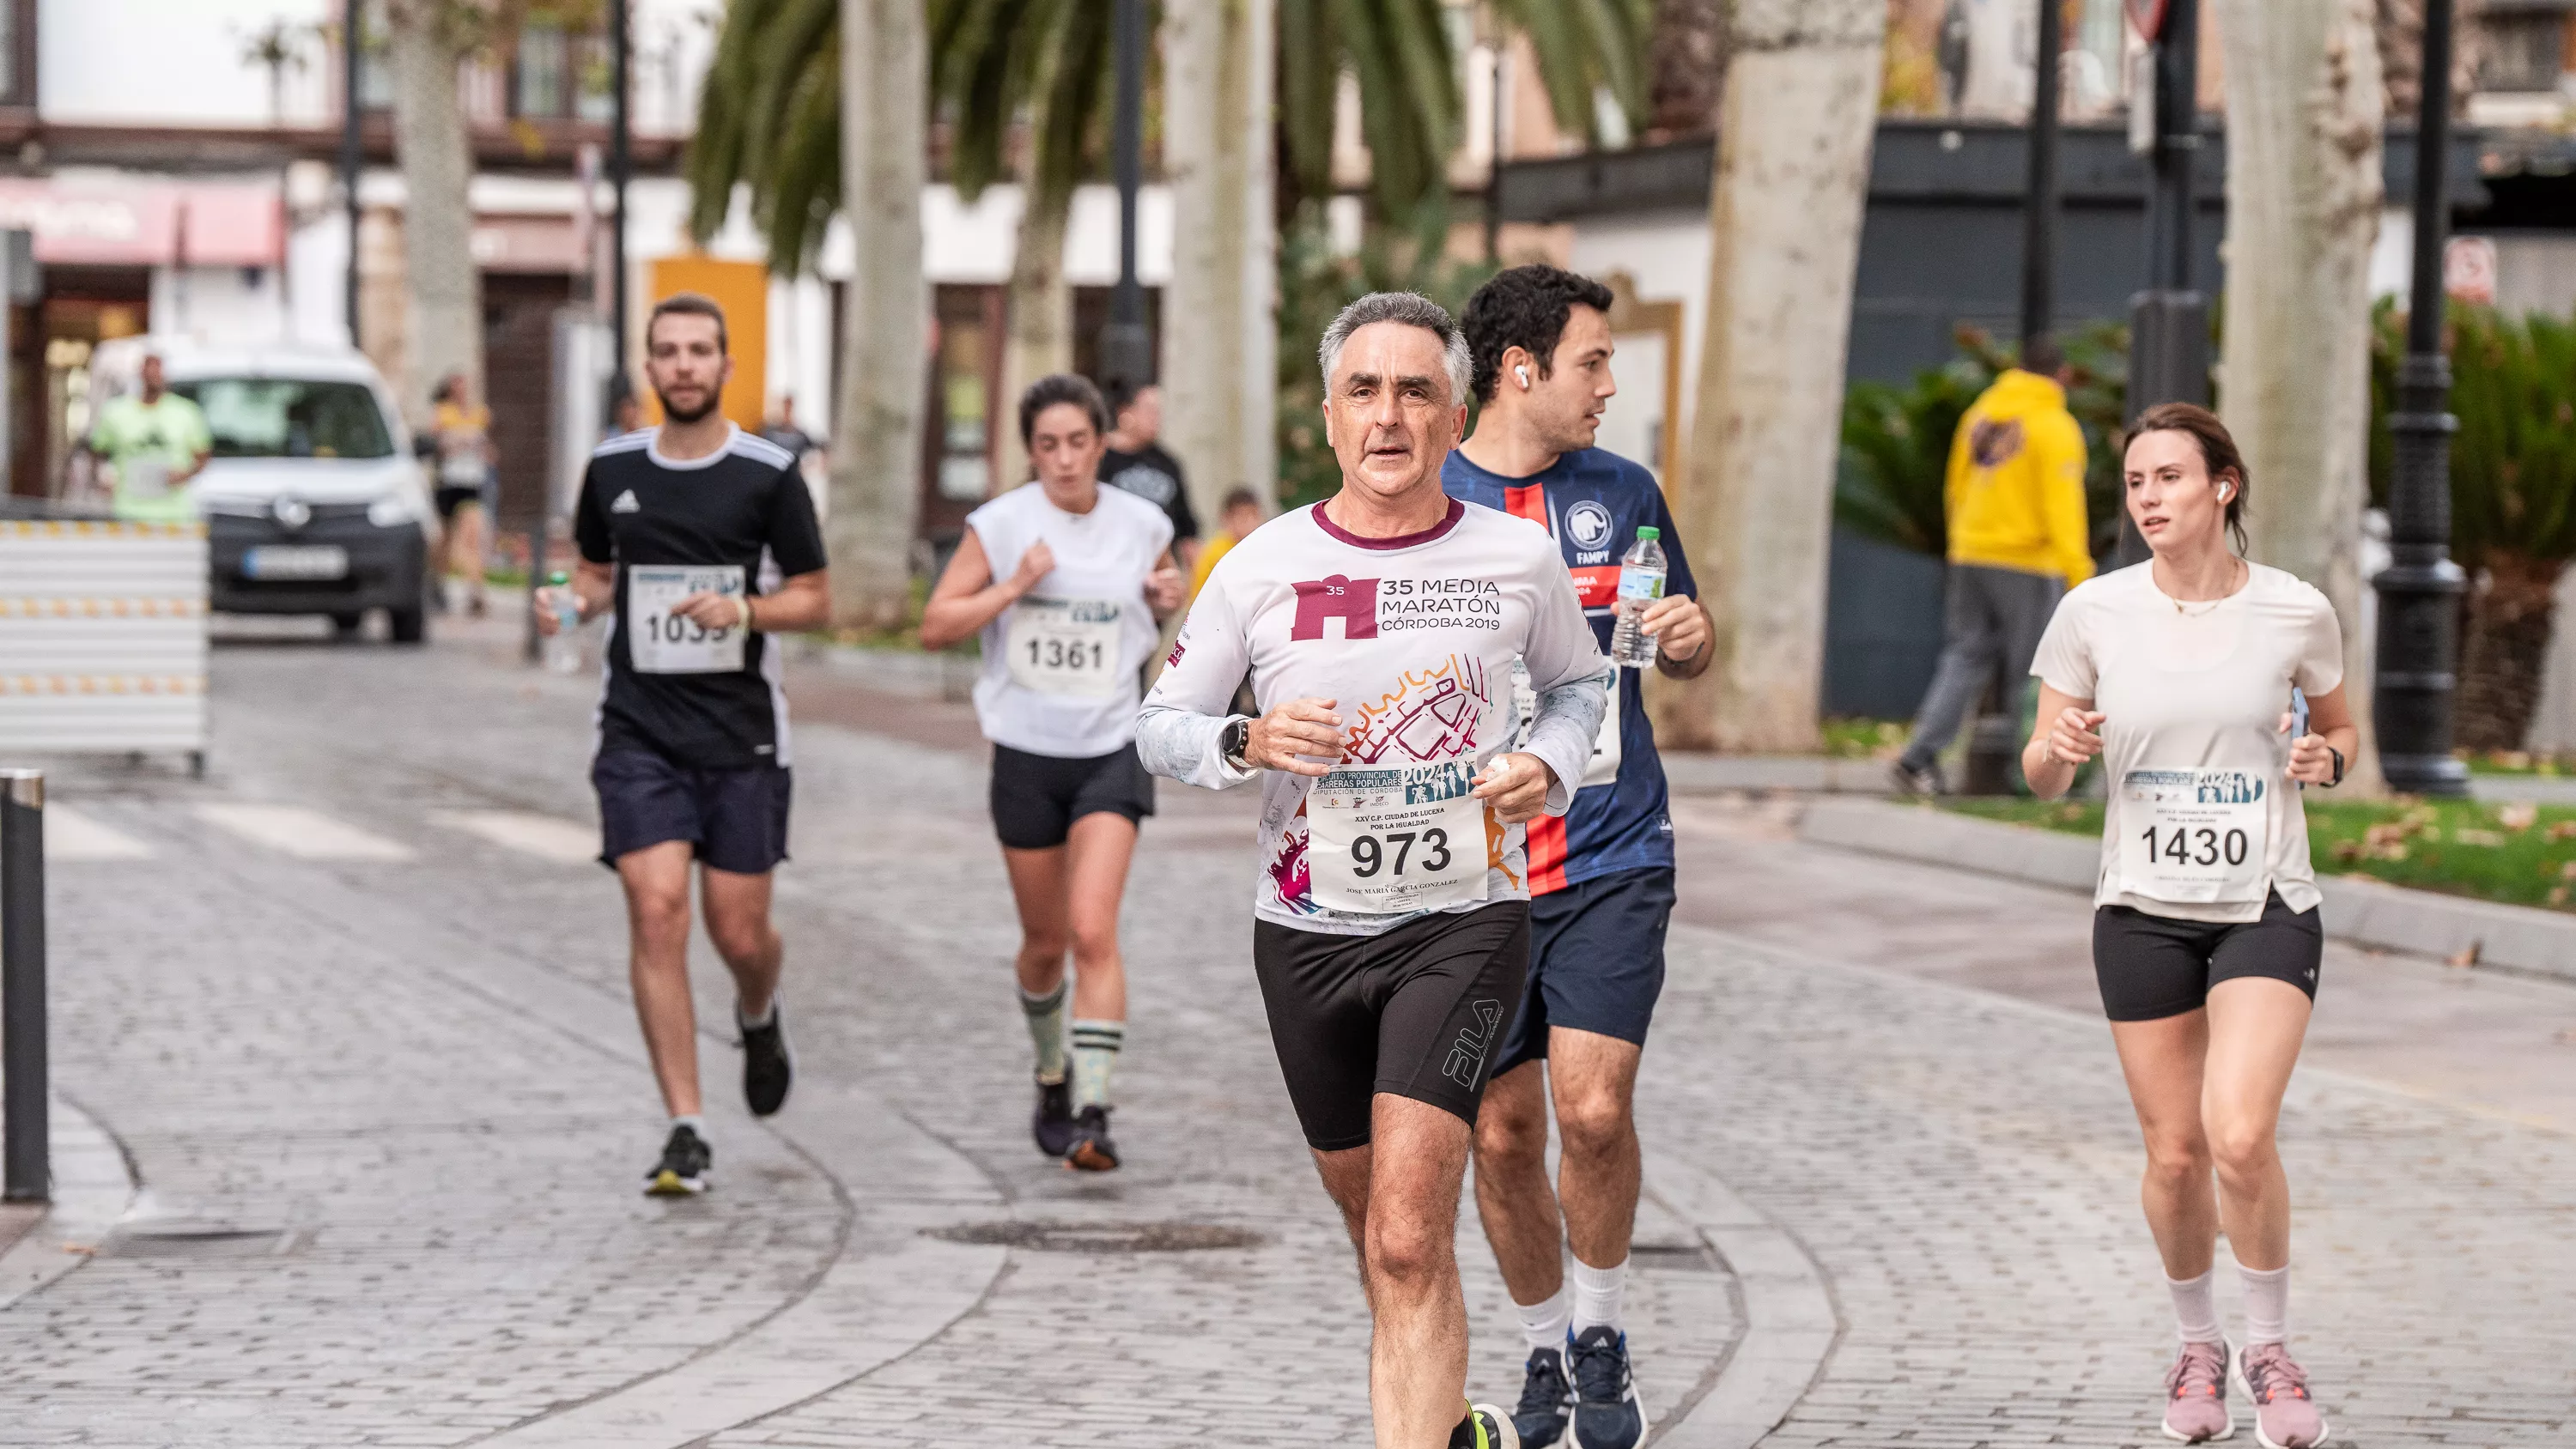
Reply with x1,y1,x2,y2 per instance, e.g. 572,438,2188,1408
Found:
0,178,284,269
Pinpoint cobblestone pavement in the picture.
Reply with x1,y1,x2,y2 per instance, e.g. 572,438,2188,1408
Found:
0,618,2570,1446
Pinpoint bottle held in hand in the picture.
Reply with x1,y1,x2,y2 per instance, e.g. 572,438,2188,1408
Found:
1608,526,1666,669
545,571,584,675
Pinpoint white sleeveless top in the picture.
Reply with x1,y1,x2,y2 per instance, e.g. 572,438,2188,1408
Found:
964,482,1175,758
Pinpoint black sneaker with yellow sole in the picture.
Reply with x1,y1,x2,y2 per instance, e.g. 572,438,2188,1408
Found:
643,1123,711,1197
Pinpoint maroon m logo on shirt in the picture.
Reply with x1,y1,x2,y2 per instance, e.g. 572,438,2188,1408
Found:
1291,575,1379,640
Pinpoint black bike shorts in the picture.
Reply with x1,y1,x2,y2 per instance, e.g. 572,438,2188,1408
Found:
2092,890,2324,1022
988,742,1156,850
1251,901,1530,1152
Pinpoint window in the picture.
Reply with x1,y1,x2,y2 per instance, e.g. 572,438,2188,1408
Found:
170,379,394,461
513,20,615,121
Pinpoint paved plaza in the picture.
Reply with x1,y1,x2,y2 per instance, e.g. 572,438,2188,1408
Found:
0,617,2571,1446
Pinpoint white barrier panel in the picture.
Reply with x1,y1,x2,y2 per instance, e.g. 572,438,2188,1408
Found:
0,520,210,757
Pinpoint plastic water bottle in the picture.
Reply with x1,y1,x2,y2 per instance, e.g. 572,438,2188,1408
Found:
544,571,584,674
1608,526,1666,669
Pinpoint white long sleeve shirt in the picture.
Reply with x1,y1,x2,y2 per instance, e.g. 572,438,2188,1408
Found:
1138,497,1610,937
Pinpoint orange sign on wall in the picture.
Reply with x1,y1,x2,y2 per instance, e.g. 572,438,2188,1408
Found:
641,256,769,434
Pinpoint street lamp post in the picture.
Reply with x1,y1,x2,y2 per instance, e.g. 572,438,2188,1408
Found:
1097,0,1151,401
2120,0,2208,567
2374,0,2471,796
608,0,633,411
2020,0,2063,360
342,0,365,347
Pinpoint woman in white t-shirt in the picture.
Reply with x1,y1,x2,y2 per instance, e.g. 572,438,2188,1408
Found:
2023,404,2354,1448
919,374,1185,1173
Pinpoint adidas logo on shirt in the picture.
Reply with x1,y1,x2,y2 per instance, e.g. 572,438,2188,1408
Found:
610,489,641,513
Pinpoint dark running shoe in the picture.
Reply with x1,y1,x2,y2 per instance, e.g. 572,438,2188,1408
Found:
1889,759,1943,797
1569,1325,1645,1449
1449,1401,1522,1449
643,1124,711,1197
1509,1344,1575,1447
1033,1074,1078,1157
1063,1105,1121,1172
740,1002,793,1118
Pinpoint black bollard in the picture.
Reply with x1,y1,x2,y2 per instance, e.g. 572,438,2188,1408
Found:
2,768,46,1203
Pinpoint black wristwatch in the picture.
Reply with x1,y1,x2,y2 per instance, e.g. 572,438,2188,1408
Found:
2326,746,2346,788
1221,718,1253,771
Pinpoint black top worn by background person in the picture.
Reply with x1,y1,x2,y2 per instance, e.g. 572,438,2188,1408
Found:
574,427,829,771
1099,441,1199,544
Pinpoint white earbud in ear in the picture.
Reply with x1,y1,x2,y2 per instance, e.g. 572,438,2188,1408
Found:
2218,482,2234,501
1516,366,1531,388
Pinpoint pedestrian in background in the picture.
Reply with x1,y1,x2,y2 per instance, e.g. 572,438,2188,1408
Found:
1100,382,1200,567
84,351,212,524
1892,336,2093,795
1187,486,1265,605
430,373,495,618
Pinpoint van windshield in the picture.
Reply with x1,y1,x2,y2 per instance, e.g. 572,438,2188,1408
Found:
168,379,394,460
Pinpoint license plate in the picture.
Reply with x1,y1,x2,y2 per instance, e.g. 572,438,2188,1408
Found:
244,545,349,581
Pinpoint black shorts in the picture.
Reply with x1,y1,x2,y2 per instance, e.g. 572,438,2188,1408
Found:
988,743,1155,850
592,749,792,875
2092,890,2324,1022
434,484,483,521
1493,866,1674,1077
1251,902,1531,1152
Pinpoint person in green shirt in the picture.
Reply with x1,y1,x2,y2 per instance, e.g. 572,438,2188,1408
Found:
85,354,215,524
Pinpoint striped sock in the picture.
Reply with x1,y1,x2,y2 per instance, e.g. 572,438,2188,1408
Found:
1019,982,1069,1084
1070,1018,1125,1110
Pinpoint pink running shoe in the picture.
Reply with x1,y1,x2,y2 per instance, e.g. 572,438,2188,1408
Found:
2235,1343,2329,1449
2161,1339,2234,1442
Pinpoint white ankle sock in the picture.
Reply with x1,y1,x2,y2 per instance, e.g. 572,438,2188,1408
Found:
1569,1254,1627,1335
1513,1285,1572,1355
737,997,776,1030
2239,1262,2289,1348
669,1114,705,1137
2166,1268,2222,1346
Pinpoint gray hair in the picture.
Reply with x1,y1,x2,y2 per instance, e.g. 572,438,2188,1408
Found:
1317,291,1473,407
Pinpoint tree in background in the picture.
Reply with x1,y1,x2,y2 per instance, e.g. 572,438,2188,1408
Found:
1163,0,1277,521
2215,0,2388,791
1659,0,1889,753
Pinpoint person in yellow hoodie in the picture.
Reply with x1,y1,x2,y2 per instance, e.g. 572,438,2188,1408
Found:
1893,338,2093,794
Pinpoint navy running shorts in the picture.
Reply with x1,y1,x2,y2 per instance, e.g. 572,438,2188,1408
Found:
1252,901,1530,1152
1492,866,1675,1078
2092,890,2323,1022
592,748,792,875
988,742,1155,850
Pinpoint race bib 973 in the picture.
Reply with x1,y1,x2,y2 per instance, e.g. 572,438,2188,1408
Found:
2117,767,2269,905
628,564,747,674
1305,760,1489,914
1005,597,1123,697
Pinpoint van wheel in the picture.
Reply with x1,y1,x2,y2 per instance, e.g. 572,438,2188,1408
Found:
331,611,365,638
389,605,427,645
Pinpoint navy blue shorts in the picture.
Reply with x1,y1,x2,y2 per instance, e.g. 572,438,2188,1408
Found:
1492,866,1674,1076
592,749,792,875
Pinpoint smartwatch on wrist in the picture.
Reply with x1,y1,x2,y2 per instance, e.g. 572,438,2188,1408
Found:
2326,746,2346,788
1221,718,1253,771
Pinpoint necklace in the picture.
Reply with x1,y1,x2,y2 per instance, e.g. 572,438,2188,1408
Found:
2167,559,2244,615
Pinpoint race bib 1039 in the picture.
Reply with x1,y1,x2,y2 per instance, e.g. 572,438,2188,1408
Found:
628,564,746,674
1305,760,1490,915
2117,767,2269,905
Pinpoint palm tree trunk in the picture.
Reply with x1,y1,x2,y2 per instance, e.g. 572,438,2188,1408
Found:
829,0,929,629
384,2,483,420
1655,0,1886,752
995,191,1072,492
2217,0,2387,790
2458,550,2567,752
1160,0,1277,515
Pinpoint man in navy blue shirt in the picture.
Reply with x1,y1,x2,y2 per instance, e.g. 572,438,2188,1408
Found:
1443,265,1712,1449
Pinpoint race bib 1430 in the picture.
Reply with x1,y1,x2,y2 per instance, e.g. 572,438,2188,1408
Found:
1305,761,1490,914
628,564,746,674
2117,767,2269,905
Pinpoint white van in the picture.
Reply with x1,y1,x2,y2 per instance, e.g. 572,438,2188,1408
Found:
92,338,438,642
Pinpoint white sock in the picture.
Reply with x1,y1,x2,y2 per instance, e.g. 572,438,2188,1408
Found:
1070,1018,1124,1110
2166,1268,2222,1346
737,997,776,1030
1569,1254,1627,1336
669,1114,705,1138
1513,1285,1572,1355
2239,1262,2289,1348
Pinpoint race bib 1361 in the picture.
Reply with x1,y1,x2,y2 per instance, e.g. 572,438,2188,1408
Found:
1005,597,1124,697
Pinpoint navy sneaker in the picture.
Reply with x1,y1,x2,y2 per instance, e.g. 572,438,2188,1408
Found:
739,1001,793,1118
1449,1401,1522,1449
1032,1074,1078,1157
1509,1344,1575,1447
1064,1105,1120,1171
643,1124,711,1197
1569,1325,1644,1449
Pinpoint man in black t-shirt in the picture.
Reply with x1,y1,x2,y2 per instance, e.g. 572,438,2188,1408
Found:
1099,383,1200,565
539,293,830,1197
